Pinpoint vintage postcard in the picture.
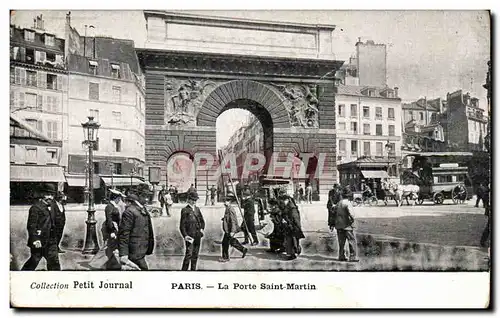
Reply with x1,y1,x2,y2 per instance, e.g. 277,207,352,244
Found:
8,8,491,308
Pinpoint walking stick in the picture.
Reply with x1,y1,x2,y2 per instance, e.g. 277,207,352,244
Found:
218,150,254,245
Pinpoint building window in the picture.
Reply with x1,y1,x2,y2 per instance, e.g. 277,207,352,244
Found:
25,118,43,136
351,140,358,156
94,162,100,174
26,70,37,87
113,163,122,175
113,139,122,152
389,125,395,136
363,142,371,157
25,48,35,63
46,121,58,140
420,112,424,121
409,110,414,120
363,106,370,118
350,104,357,118
47,74,57,89
111,64,121,79
112,111,122,124
338,104,345,117
44,35,55,46
10,146,15,163
25,93,37,109
338,140,346,153
338,122,346,131
26,147,37,163
89,82,99,100
376,107,382,120
388,108,395,120
89,109,99,122
376,142,383,157
368,89,375,97
46,148,58,164
46,96,59,112
363,123,370,135
89,60,98,75
112,86,121,104
376,124,383,136
24,30,35,42
350,122,358,134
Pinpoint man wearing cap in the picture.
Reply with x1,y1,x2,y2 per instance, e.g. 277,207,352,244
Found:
278,190,305,260
21,183,61,271
240,189,259,246
219,195,248,262
331,187,359,262
118,193,155,270
179,190,205,270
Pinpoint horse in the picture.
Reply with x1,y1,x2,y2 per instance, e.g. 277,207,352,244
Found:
382,181,420,207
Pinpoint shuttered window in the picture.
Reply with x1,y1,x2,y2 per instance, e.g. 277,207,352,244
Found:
89,82,99,100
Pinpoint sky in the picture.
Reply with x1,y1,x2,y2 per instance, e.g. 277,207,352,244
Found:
10,10,491,147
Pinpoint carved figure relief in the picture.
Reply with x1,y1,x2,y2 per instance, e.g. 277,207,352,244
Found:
164,78,217,126
271,83,319,128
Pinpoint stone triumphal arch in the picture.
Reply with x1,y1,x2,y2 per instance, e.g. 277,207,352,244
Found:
138,11,344,199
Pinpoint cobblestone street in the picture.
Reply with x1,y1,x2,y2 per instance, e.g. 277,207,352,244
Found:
10,200,489,271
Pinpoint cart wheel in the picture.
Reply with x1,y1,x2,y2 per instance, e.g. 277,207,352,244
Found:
369,196,378,206
353,198,362,207
433,193,444,205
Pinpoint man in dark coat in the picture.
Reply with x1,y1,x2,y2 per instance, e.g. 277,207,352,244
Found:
179,190,205,271
118,193,155,270
241,189,259,246
52,190,66,254
102,189,124,270
475,183,488,208
210,185,217,205
220,195,248,262
278,190,305,260
158,185,167,216
265,198,286,254
21,183,61,271
332,187,359,262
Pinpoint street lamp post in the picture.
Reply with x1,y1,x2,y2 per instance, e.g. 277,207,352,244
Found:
127,158,138,192
81,116,100,255
384,140,391,176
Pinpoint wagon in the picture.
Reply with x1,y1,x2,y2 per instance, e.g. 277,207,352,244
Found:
415,164,473,205
351,191,378,207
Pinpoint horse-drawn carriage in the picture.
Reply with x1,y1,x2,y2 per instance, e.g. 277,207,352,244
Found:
415,164,472,205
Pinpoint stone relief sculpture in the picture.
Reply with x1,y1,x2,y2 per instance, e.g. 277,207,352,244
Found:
271,83,319,128
164,78,217,126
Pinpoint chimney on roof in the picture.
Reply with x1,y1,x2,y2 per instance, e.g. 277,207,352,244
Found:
66,11,71,27
394,87,399,98
34,14,44,31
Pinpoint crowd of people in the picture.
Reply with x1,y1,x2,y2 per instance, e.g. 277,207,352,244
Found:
18,178,490,271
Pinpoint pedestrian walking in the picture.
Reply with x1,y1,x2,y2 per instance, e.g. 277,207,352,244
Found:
331,187,359,262
306,184,313,204
480,185,491,247
263,199,286,254
475,183,488,208
21,183,61,271
298,184,304,204
278,190,305,260
179,190,205,271
101,189,125,269
210,185,217,205
158,185,168,216
52,190,66,254
241,189,259,246
219,195,248,262
118,193,155,270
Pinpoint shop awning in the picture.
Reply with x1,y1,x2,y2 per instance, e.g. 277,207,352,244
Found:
361,170,389,179
10,165,66,182
101,176,145,187
65,174,100,188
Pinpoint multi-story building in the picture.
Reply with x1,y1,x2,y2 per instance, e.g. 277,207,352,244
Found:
442,90,488,152
64,13,146,202
10,16,68,203
335,40,402,181
335,85,402,165
402,97,445,128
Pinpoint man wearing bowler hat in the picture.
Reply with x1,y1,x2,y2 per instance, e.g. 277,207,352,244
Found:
21,183,61,271
118,192,155,270
179,190,205,270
